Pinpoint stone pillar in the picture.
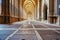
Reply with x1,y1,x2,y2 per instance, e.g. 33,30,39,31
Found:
59,16,60,25
39,0,42,21
57,0,60,25
59,17,60,25
18,0,20,21
36,0,40,20
41,0,44,21
2,0,10,24
36,0,39,20
2,0,6,15
6,0,10,15
49,0,54,16
48,0,57,24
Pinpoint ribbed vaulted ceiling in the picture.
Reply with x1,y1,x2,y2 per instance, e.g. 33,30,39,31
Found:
23,0,36,15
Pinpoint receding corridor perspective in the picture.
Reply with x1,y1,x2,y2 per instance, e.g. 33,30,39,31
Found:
0,0,60,40
0,20,60,40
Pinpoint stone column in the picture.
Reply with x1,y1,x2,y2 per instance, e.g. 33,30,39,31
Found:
59,16,60,25
41,0,44,21
49,0,54,16
39,0,42,21
48,0,57,24
2,0,10,24
6,0,10,15
2,0,6,15
57,0,60,25
18,0,20,21
36,0,39,20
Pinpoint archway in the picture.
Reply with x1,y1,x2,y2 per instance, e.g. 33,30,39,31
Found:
43,4,48,20
23,0,36,20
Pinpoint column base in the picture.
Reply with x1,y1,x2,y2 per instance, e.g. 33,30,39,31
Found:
48,16,58,24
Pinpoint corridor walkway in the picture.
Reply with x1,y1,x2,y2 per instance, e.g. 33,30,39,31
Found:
0,20,60,40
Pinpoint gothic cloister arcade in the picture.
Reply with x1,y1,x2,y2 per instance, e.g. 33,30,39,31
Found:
0,0,60,25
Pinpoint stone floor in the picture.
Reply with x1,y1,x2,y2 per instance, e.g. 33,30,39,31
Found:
0,20,60,40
